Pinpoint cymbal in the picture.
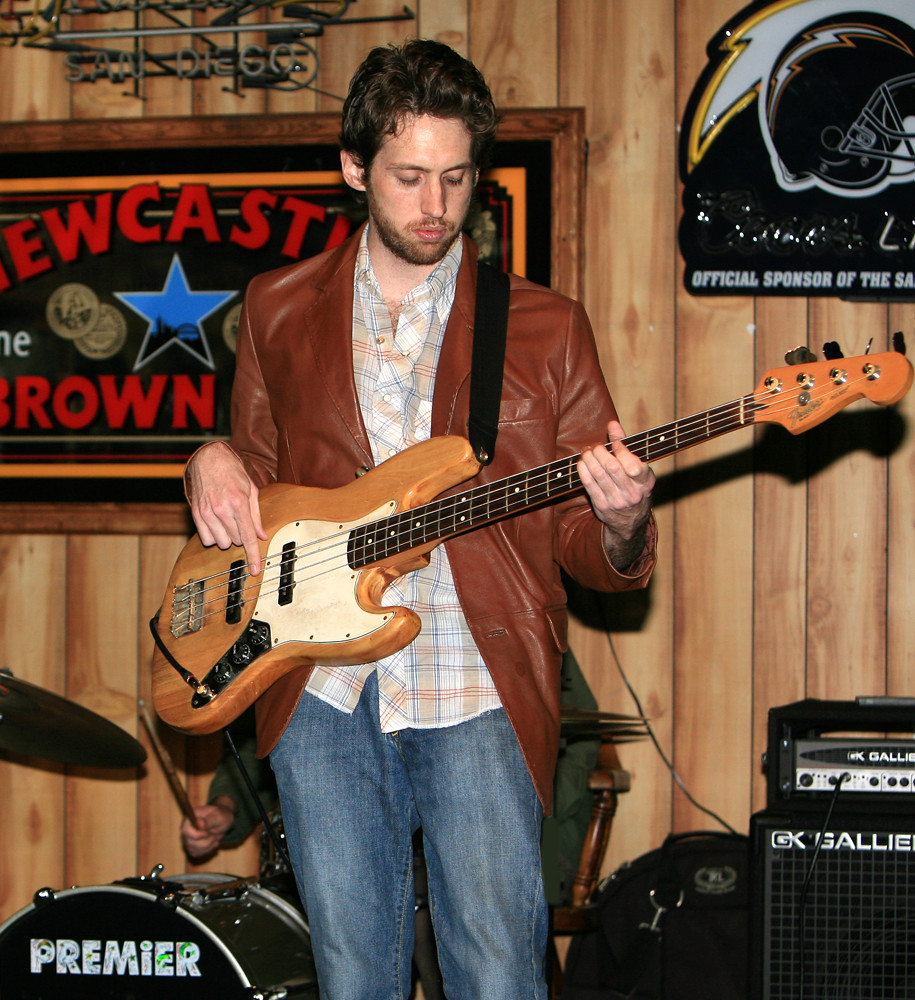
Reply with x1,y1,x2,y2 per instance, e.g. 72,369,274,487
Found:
0,669,147,768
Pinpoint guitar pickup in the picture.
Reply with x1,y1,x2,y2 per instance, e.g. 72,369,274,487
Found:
226,559,246,625
278,540,297,606
171,579,204,637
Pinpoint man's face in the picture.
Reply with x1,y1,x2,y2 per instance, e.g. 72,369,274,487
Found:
341,114,478,269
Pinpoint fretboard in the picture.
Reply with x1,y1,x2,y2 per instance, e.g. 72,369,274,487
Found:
346,391,765,568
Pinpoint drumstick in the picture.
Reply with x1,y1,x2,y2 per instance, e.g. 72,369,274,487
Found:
138,700,201,829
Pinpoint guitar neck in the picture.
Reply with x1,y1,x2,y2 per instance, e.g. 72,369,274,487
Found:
348,391,763,568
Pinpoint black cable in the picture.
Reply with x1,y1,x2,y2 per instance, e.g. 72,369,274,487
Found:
223,728,292,873
603,628,740,836
797,772,849,1000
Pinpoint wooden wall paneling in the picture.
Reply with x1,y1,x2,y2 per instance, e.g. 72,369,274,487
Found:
805,299,890,701
886,303,915,696
263,5,319,119
140,3,196,119
69,8,145,119
0,535,68,922
671,0,758,838
751,297,811,813
306,0,416,114
0,46,71,121
558,0,678,869
416,0,469,54
470,0,557,108
193,10,267,118
64,534,142,889
672,293,756,836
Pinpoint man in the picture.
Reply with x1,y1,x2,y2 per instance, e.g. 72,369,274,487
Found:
184,39,656,1000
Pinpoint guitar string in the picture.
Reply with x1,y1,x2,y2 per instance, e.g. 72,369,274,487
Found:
181,368,869,626
178,367,880,630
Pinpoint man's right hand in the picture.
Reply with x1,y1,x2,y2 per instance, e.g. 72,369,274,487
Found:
185,441,268,575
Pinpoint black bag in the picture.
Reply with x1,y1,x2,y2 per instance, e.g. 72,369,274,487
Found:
562,831,750,1000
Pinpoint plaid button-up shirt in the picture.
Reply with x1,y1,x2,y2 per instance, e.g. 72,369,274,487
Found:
304,229,502,731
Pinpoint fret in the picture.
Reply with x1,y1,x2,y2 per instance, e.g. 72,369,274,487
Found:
346,389,780,571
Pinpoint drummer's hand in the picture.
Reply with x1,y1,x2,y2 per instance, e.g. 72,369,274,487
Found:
185,441,268,575
180,796,237,859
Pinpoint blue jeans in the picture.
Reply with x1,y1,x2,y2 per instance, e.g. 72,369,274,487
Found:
270,672,547,1000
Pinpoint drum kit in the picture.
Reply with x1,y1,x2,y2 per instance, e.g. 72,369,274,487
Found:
0,667,649,998
0,668,317,999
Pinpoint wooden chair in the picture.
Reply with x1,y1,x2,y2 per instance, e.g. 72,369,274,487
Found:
547,740,631,998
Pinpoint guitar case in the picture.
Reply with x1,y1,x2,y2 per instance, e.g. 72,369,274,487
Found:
562,831,750,1000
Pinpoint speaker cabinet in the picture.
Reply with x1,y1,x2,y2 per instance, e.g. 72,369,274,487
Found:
751,810,915,1000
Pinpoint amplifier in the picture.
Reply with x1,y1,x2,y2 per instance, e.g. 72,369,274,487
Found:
765,697,915,810
751,810,915,1000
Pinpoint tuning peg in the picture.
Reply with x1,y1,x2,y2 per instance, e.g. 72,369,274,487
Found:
784,346,817,366
892,331,907,355
822,341,844,360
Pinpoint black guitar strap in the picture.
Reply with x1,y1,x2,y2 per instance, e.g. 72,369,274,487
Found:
468,263,510,466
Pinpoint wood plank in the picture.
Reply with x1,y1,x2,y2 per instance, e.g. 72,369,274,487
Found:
886,304,915,696
64,535,142,888
0,110,339,153
672,291,756,835
0,46,71,122
0,503,192,536
68,7,145,120
806,299,889,701
139,2,196,118
418,0,470,54
309,0,416,114
470,0,557,108
752,297,811,813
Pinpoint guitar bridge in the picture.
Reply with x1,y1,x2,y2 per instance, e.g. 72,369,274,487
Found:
171,580,204,637
192,619,273,708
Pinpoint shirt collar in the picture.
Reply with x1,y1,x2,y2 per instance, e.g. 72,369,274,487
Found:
355,225,463,310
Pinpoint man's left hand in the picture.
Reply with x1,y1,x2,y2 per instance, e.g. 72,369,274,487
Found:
577,420,655,571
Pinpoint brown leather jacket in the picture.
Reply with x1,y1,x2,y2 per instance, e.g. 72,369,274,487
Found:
223,229,656,810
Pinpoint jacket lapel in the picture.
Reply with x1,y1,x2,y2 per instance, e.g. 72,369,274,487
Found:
301,230,479,460
431,235,477,439
303,231,374,467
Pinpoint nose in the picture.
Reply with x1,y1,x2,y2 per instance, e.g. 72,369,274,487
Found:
421,178,446,220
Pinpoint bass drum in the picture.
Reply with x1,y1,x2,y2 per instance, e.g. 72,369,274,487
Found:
0,871,318,999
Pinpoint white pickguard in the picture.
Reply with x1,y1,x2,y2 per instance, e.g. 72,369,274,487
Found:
250,500,397,647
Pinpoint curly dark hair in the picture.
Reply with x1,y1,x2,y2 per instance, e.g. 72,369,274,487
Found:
340,39,500,176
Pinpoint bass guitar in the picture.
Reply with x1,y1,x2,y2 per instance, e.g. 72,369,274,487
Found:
151,348,912,734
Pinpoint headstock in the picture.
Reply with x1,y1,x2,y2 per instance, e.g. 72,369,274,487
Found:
753,343,913,435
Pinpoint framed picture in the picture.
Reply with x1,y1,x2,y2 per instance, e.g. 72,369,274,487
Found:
0,108,583,530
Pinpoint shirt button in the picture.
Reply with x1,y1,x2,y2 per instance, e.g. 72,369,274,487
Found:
382,393,392,402
388,448,397,457
376,336,385,345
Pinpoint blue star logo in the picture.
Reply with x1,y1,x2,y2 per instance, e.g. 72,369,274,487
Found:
116,254,236,371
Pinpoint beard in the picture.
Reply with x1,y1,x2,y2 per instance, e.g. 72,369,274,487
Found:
365,190,468,267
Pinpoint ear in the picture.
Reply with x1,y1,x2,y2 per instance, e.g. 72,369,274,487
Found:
341,150,367,192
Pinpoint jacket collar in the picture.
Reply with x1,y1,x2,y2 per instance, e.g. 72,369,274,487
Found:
304,227,480,464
